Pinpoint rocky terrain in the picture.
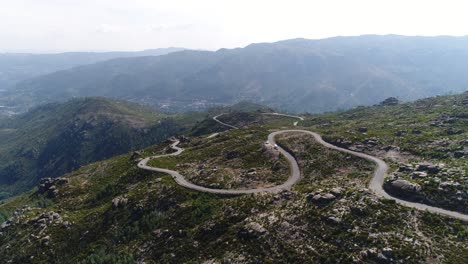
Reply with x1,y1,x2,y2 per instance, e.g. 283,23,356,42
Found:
384,162,467,214
305,92,468,214
148,129,289,190
0,93,466,263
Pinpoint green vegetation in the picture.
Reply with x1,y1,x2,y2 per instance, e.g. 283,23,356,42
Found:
0,93,467,263
149,127,290,189
0,97,190,198
303,93,467,213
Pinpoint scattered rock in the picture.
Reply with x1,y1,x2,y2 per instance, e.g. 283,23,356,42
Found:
384,145,400,151
246,168,257,176
382,247,393,258
377,253,388,262
152,229,169,238
440,181,461,188
416,163,440,173
112,196,128,209
326,216,342,224
357,127,368,133
411,171,427,178
246,222,267,234
40,236,50,246
178,135,190,143
379,97,399,106
446,128,463,135
398,164,414,172
363,139,378,146
62,221,72,229
388,180,422,194
454,151,465,158
395,130,407,137
130,151,143,161
239,222,267,238
38,177,69,198
463,97,468,106
332,138,353,148
1,221,11,229
226,151,241,160
308,193,336,205
330,187,343,196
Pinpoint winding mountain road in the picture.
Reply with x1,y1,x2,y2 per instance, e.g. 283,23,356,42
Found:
213,114,239,129
138,132,300,194
261,112,305,125
138,113,468,221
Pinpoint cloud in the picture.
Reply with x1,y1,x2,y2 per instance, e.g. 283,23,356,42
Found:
95,24,123,34
2,0,468,52
147,23,194,32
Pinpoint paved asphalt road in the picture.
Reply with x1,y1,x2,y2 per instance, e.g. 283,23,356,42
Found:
138,114,468,221
213,114,239,129
138,132,300,194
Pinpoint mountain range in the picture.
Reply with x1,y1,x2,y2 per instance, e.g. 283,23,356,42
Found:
6,35,468,113
0,47,184,90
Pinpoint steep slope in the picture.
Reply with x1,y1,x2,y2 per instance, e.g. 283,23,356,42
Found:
0,97,187,198
0,104,466,263
9,35,468,113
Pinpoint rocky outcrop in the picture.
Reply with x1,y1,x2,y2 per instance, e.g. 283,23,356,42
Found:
307,190,338,206
384,179,424,202
395,130,407,137
130,151,143,161
357,127,368,133
38,177,69,198
454,150,465,158
238,221,267,238
446,128,464,135
416,163,440,174
331,138,353,148
178,135,190,143
112,196,128,209
463,97,468,106
390,180,422,193
379,97,399,106
31,211,63,229
359,247,394,263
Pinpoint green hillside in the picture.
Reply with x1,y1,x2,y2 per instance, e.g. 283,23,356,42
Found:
0,93,466,263
0,98,187,198
302,92,467,213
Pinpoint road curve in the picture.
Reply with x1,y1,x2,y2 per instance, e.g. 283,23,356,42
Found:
141,114,468,221
212,114,467,220
280,130,468,221
261,112,305,121
213,112,304,129
138,132,300,194
213,114,239,129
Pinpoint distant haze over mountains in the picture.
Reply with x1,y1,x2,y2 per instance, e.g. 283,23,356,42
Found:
5,35,468,113
0,48,184,90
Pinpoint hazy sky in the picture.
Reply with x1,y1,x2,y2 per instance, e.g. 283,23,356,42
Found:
1,0,467,52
